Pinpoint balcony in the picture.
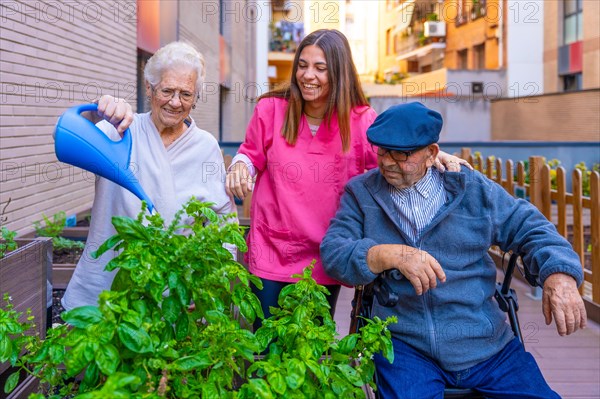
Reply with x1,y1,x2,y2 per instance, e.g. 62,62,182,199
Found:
395,20,446,62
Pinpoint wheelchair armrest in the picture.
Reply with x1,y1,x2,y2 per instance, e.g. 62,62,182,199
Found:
494,283,519,312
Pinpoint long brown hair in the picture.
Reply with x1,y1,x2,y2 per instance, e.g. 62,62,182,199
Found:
259,29,369,152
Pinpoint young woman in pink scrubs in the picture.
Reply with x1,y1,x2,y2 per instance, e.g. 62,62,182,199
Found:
226,29,465,326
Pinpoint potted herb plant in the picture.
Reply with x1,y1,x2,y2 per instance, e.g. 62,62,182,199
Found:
1,199,394,398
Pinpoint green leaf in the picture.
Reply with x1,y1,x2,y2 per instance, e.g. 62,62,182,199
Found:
285,359,306,389
61,306,103,328
93,234,121,258
171,355,212,371
48,344,65,364
82,361,100,389
336,364,363,387
0,335,12,362
239,298,256,323
175,280,190,306
117,323,153,353
64,342,93,376
246,378,275,399
382,335,394,363
337,334,358,355
204,310,229,325
167,271,179,291
95,343,120,375
3,371,19,394
101,372,140,390
267,372,287,395
111,216,150,241
162,295,180,324
175,312,189,341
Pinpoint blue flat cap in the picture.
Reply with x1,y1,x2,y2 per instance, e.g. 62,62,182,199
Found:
367,102,442,151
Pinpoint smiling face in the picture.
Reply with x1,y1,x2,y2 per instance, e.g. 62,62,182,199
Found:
146,67,197,134
295,45,330,107
379,144,439,189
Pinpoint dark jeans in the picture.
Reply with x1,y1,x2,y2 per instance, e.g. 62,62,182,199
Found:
251,276,341,331
374,337,560,399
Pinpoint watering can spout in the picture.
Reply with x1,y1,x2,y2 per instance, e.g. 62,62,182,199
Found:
54,103,155,212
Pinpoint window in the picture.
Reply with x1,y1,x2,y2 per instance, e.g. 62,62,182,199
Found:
564,0,583,45
563,73,582,92
456,0,467,26
457,49,468,69
473,43,485,69
394,34,400,54
472,0,487,20
386,28,392,55
137,49,152,113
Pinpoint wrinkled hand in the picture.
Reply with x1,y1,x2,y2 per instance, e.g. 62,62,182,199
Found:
367,244,446,295
226,161,254,199
435,151,473,172
96,95,134,136
543,273,587,336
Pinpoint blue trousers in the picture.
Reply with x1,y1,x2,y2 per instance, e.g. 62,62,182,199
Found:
251,277,341,330
373,337,560,399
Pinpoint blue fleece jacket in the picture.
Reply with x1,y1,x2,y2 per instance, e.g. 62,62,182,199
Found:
320,167,583,371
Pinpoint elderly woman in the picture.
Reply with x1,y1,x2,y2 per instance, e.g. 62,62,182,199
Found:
61,41,235,311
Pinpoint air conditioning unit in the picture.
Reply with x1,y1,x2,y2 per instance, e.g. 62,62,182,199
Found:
424,21,446,37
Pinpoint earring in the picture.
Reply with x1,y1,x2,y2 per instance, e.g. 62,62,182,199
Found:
192,104,196,110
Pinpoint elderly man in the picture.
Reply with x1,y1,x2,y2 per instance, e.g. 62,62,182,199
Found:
320,102,586,398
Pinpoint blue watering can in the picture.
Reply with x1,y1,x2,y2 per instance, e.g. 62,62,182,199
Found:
54,103,155,212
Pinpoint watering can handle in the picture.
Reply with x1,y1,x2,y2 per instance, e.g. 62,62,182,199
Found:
72,103,131,141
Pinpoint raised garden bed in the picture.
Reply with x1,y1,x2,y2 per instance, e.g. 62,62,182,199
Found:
21,211,90,290
53,212,89,290
0,237,51,397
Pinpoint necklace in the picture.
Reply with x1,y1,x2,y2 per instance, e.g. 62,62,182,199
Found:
304,111,325,119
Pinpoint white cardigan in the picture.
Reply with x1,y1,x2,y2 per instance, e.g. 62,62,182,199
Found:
62,113,236,310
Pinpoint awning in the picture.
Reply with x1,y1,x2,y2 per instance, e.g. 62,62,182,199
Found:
396,42,446,61
393,0,416,35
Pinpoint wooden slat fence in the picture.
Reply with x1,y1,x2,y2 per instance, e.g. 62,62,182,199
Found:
460,148,600,305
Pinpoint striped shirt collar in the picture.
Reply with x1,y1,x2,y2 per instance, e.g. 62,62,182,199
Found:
389,168,435,201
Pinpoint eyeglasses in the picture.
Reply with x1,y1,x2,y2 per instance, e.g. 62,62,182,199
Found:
152,86,196,104
371,144,426,162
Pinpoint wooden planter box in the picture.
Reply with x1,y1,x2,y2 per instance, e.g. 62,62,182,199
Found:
51,226,88,290
20,212,90,291
0,238,51,378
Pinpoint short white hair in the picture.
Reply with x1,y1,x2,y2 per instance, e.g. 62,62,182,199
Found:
144,41,205,93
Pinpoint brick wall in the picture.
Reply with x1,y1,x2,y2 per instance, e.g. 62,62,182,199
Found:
0,0,138,234
1,0,259,234
491,89,600,141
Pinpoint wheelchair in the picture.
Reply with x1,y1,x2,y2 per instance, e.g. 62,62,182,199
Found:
349,252,539,399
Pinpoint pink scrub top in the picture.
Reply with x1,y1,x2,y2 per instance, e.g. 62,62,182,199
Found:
238,97,378,285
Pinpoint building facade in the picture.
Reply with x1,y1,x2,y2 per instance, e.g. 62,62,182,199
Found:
543,0,599,92
491,0,600,141
0,0,262,234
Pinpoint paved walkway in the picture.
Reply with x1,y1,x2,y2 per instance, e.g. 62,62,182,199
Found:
333,274,600,399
